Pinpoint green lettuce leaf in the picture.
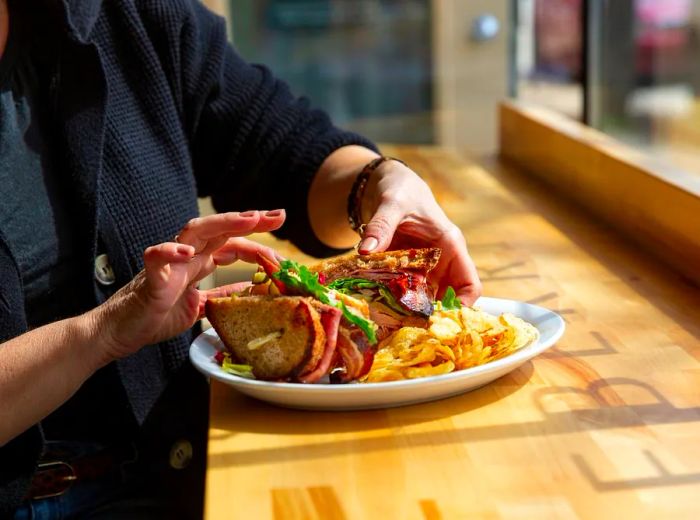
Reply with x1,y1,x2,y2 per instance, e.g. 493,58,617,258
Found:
328,278,379,292
328,277,409,316
272,259,328,300
273,260,378,344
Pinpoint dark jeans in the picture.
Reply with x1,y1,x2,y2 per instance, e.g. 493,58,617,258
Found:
12,364,209,520
12,441,174,520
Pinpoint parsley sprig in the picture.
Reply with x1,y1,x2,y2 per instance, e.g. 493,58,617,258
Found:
440,286,462,310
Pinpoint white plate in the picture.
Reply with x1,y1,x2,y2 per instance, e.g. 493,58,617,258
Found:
189,296,565,411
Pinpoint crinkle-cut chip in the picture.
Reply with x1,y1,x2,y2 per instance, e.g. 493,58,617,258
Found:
364,306,540,382
398,342,438,366
459,306,493,331
379,345,436,368
469,329,483,349
479,346,493,363
434,343,456,362
501,313,539,349
482,330,505,348
363,368,406,382
380,327,433,352
370,349,401,370
429,314,462,341
405,360,455,379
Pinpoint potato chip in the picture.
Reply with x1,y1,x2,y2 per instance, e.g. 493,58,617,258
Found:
363,305,539,382
405,360,455,379
429,313,462,341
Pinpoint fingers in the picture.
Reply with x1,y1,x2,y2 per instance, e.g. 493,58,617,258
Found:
143,242,195,290
447,257,482,307
212,237,284,266
436,228,482,306
358,202,403,254
176,210,286,253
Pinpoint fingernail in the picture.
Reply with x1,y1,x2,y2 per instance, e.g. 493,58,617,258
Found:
176,244,191,255
240,210,257,217
265,209,284,217
274,251,286,263
359,237,378,253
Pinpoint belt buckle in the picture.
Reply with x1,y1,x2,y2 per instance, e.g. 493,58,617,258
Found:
30,461,77,500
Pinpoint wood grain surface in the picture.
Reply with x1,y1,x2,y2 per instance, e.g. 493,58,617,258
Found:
204,146,700,519
499,101,700,286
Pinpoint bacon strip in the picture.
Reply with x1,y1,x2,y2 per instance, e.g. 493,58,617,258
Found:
348,328,376,380
333,326,370,382
298,306,342,383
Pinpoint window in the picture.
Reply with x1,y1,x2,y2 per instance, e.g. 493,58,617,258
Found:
590,0,700,176
227,0,433,144
513,0,700,177
513,0,584,120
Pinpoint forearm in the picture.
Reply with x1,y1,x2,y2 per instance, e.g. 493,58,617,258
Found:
308,145,380,249
0,310,109,446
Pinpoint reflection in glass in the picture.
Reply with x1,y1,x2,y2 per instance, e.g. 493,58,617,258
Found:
513,0,584,120
592,0,700,174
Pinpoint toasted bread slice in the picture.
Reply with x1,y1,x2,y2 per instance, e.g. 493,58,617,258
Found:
205,295,325,381
310,248,441,281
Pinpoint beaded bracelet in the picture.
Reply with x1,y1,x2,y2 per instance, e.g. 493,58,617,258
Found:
347,156,406,233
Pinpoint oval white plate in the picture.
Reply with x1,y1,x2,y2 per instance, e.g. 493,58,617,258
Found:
189,296,565,411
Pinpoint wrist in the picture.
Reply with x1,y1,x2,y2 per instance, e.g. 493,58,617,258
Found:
68,309,115,373
308,145,380,248
351,157,408,228
80,289,141,368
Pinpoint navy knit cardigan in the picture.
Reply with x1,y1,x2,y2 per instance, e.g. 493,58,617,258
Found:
0,0,376,511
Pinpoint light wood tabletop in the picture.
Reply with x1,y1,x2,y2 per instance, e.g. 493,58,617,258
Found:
203,145,700,519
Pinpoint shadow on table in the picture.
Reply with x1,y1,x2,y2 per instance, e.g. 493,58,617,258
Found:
207,373,700,475
483,155,700,344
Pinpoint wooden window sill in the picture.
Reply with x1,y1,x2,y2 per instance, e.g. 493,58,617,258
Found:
499,100,700,286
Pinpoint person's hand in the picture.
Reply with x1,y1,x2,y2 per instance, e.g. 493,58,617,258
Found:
358,161,481,305
95,210,285,361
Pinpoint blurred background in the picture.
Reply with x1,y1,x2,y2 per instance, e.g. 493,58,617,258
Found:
202,0,700,176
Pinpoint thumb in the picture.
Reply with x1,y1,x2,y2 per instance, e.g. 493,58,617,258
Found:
359,202,402,254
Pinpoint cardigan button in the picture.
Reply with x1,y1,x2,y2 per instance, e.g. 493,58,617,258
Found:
94,254,116,286
169,439,193,470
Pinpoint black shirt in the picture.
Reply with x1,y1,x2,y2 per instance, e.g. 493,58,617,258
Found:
0,2,82,327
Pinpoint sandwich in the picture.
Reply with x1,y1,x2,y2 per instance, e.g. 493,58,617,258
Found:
310,247,441,338
205,248,441,384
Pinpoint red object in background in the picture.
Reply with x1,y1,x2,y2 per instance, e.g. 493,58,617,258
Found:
635,0,692,80
534,0,583,81
533,0,692,82
636,0,690,26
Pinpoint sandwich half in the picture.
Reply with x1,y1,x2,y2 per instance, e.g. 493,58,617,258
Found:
206,296,328,381
205,248,441,383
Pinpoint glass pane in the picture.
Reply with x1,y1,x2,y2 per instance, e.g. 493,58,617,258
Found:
513,0,584,120
590,0,700,174
228,0,433,143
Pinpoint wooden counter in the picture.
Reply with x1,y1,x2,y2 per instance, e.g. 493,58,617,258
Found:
204,146,700,519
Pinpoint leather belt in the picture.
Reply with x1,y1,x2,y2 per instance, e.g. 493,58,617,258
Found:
25,444,136,501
